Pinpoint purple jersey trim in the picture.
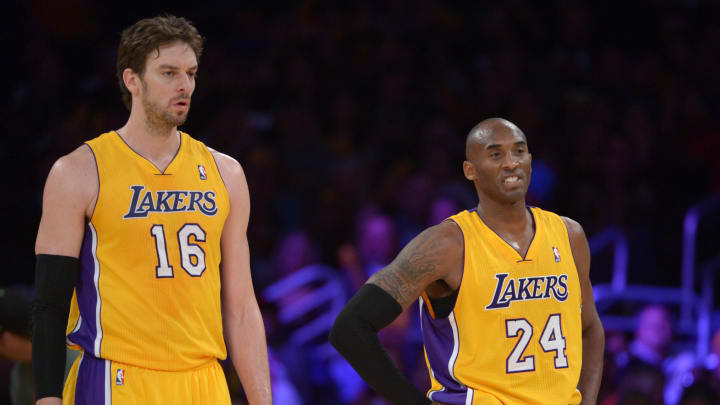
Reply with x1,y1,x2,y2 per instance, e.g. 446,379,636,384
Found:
113,130,182,174
74,352,111,405
421,300,468,404
471,206,537,262
83,143,100,219
67,223,103,356
207,144,228,191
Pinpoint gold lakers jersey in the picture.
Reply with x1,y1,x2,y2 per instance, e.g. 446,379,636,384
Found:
65,131,229,371
420,207,583,405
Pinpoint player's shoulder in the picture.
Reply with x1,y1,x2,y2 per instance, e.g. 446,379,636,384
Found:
50,144,97,182
532,206,585,238
557,215,590,261
44,144,98,208
207,147,244,176
421,219,465,251
558,215,585,239
206,147,248,200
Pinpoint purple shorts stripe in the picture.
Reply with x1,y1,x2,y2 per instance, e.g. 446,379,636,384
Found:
74,353,110,405
68,223,102,355
421,300,467,404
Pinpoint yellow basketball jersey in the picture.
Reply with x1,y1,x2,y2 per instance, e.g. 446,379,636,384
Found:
66,131,229,371
420,207,583,405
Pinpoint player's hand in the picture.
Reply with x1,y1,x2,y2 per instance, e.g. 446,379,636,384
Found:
36,397,62,405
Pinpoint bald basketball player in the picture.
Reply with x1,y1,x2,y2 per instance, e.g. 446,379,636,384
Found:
331,118,604,405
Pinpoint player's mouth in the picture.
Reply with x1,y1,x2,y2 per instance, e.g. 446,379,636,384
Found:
501,175,523,188
172,99,190,110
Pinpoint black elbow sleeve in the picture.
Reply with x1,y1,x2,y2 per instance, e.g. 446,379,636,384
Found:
331,283,401,339
32,254,79,399
330,284,430,405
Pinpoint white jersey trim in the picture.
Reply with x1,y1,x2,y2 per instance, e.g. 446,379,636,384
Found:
448,312,461,383
90,222,103,357
104,358,111,404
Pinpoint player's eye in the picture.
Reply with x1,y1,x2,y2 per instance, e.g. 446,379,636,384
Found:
163,71,174,77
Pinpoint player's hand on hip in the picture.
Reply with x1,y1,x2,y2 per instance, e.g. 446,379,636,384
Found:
36,398,62,405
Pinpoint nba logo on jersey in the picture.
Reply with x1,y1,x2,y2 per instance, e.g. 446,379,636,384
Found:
552,246,561,262
198,164,207,180
115,369,125,386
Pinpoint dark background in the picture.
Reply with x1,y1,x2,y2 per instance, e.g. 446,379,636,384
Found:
1,1,719,404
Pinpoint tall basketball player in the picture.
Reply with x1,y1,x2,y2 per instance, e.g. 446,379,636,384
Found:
32,16,272,405
330,118,604,404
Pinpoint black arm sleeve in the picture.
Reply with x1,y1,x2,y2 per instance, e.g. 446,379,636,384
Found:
329,284,432,405
32,254,79,399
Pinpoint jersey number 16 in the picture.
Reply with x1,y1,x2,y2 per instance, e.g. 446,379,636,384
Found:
150,223,207,278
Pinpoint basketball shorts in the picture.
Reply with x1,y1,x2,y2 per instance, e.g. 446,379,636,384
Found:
62,351,231,405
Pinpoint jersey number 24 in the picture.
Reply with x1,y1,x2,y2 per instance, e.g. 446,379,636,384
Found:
505,314,568,373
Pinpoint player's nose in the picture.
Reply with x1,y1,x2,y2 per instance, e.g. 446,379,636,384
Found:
177,74,193,94
501,154,519,170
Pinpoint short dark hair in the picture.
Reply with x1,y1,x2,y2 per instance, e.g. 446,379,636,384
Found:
116,15,204,110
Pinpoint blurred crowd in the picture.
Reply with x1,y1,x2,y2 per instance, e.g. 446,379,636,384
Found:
2,0,720,404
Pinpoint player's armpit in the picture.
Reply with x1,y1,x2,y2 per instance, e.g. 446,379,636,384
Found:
367,220,463,310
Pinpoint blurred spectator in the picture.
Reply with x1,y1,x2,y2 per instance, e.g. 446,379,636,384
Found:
273,231,320,278
602,364,666,405
427,195,461,226
0,288,32,405
339,210,399,292
620,305,673,372
599,329,629,403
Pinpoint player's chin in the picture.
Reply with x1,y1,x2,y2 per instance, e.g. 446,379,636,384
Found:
499,189,527,204
170,112,189,126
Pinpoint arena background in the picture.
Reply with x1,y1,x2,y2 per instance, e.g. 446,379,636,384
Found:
1,1,719,404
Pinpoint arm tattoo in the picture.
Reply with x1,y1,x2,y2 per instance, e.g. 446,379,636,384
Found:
369,226,456,308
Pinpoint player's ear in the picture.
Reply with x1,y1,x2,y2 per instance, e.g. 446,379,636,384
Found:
463,160,476,181
123,68,140,97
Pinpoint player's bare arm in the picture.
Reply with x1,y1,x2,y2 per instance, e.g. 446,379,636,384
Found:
33,146,97,405
368,220,464,309
213,150,272,405
331,221,462,405
36,145,98,256
562,217,604,405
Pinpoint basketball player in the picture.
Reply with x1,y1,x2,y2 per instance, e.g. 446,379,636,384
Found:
32,16,272,405
330,118,604,404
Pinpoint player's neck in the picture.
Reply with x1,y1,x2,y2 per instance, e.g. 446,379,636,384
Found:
475,198,528,233
117,112,180,169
